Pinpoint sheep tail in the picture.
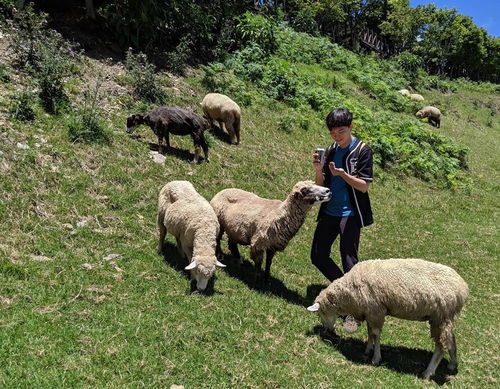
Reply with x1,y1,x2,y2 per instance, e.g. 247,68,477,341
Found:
430,318,455,352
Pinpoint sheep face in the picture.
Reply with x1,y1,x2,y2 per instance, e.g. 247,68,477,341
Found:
185,256,226,291
307,302,338,331
126,114,143,134
415,110,426,119
293,181,332,205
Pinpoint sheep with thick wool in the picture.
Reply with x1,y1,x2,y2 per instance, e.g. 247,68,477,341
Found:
409,93,425,102
201,93,241,145
158,181,225,291
307,258,469,380
416,106,442,128
210,181,331,282
398,89,410,97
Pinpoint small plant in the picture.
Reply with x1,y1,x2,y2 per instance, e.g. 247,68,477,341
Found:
8,88,37,121
125,49,168,104
165,35,192,75
261,60,299,101
0,62,10,82
68,72,109,144
237,12,277,55
36,47,69,114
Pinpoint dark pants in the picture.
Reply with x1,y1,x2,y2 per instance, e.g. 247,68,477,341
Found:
310,214,361,282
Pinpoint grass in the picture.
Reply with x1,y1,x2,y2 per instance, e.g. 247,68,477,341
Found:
0,43,499,389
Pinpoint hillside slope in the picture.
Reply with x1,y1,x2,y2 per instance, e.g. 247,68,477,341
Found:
0,26,499,388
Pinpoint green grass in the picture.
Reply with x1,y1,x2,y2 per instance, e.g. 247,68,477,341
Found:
0,44,499,388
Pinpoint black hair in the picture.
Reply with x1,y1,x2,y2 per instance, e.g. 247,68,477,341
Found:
325,108,353,129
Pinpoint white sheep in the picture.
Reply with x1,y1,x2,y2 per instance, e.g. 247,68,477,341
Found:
398,89,410,97
409,93,425,102
210,181,331,282
201,93,241,145
416,106,442,128
158,181,225,291
307,258,469,379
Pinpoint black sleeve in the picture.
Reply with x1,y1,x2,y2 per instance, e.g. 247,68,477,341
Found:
357,145,373,182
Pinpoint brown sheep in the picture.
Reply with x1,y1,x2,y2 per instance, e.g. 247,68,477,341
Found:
201,93,241,145
416,106,442,128
210,181,331,283
126,106,210,163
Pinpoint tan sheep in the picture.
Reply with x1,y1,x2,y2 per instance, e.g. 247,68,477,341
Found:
416,106,441,128
210,181,331,283
409,93,424,102
307,258,469,380
398,89,410,97
201,93,241,145
158,181,225,291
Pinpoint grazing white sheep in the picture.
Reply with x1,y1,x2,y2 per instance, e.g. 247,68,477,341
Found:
398,89,410,97
201,93,241,145
307,258,469,379
158,181,225,291
409,93,425,102
210,181,331,282
416,106,442,128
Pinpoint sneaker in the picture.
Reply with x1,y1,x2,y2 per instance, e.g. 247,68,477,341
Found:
342,315,360,333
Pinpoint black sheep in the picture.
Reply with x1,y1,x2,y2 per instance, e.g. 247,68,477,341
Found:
126,106,210,163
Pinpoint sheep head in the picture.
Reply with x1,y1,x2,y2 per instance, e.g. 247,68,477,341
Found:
415,110,425,119
307,301,338,331
292,181,332,205
126,113,145,133
185,257,226,291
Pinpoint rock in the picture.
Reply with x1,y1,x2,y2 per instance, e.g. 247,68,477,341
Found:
150,151,166,164
0,150,3,157
30,255,53,262
77,220,88,228
103,253,123,261
63,223,74,230
16,142,29,150
170,385,184,389
82,263,93,270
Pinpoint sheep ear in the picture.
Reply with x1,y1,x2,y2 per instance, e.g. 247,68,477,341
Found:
185,261,197,270
307,302,320,312
215,260,226,268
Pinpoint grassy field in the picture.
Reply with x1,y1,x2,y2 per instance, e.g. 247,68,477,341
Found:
0,38,499,388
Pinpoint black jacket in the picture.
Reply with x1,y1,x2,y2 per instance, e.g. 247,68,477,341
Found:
319,138,374,227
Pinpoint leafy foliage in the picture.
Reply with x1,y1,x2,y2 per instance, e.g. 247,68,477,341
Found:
125,49,168,104
8,88,37,121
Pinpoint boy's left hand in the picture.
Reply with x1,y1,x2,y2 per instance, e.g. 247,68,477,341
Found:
329,162,346,177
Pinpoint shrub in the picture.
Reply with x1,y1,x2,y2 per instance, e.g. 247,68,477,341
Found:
261,60,300,101
237,12,277,55
165,35,193,75
125,49,168,104
0,62,10,82
68,75,109,144
8,88,37,121
36,47,70,114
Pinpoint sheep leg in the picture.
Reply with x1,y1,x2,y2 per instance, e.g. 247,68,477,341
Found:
371,327,382,365
447,332,458,373
422,345,444,380
217,120,224,130
215,227,224,261
157,214,166,255
228,240,241,263
363,323,374,359
250,247,264,286
423,321,446,379
175,237,185,258
226,119,237,144
264,250,275,282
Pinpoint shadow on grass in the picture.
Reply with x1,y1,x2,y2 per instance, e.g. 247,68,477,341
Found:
306,325,454,385
128,134,198,163
208,124,232,145
160,241,217,296
221,254,306,307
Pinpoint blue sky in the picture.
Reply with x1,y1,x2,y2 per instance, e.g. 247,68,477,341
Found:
409,1,499,37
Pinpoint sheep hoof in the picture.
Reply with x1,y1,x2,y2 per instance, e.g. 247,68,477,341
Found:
447,362,458,374
371,357,381,366
421,370,433,380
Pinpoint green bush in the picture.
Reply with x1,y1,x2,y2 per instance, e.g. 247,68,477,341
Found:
68,77,109,144
36,47,70,114
237,12,277,55
0,62,10,82
125,49,168,104
261,60,300,101
8,88,37,121
165,35,193,75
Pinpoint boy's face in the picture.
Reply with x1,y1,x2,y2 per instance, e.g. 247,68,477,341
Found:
329,124,353,147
